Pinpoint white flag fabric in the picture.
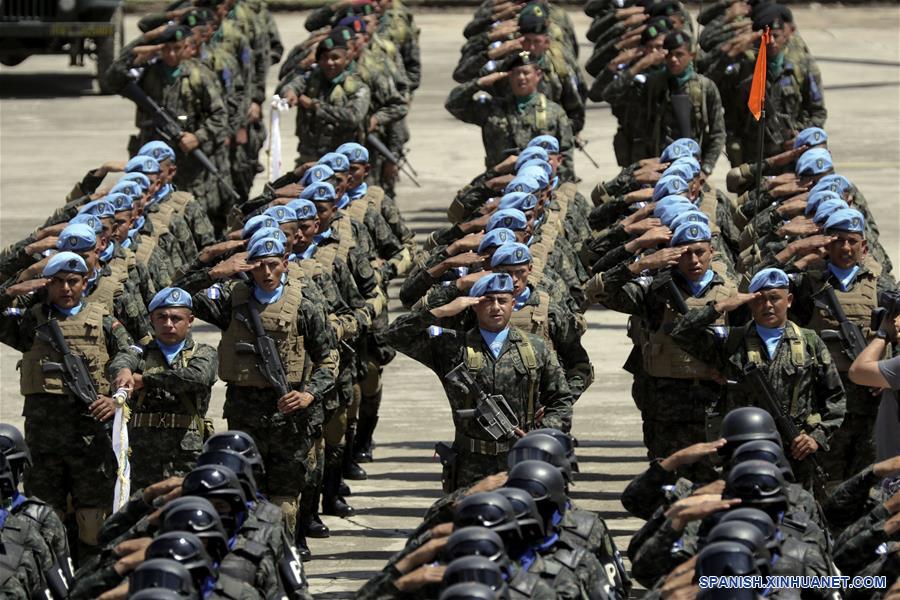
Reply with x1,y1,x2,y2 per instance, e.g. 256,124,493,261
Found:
267,95,290,181
111,397,131,511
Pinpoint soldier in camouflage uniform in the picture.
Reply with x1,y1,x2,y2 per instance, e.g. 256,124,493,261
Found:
0,253,140,558
386,272,573,492
445,51,575,180
670,267,847,488
105,24,230,218
278,27,371,164
175,235,337,539
115,287,218,490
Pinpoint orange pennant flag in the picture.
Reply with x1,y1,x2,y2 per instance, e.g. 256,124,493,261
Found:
747,29,771,121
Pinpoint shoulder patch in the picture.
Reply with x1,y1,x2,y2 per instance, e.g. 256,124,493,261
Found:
427,325,444,337
206,284,223,299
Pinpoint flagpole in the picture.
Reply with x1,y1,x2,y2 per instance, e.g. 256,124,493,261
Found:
754,107,766,197
750,28,770,199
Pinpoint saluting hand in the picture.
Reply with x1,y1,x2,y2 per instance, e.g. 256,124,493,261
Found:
430,296,485,319
714,292,762,314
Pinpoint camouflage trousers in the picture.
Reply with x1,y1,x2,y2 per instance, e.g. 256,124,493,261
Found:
820,412,876,483
224,385,323,497
445,447,507,493
22,394,114,511
127,425,203,490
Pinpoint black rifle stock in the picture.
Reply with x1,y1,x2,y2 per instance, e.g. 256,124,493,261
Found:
121,80,240,201
366,133,421,187
814,285,867,363
670,94,694,140
445,362,519,441
574,138,600,169
235,301,292,397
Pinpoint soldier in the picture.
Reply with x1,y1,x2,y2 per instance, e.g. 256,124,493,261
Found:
771,208,898,481
0,252,139,558
585,220,739,479
278,26,372,164
670,267,846,488
116,287,218,490
176,235,337,542
386,272,573,491
445,51,575,180
105,24,230,213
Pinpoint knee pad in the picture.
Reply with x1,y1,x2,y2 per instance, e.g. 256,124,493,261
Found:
75,508,108,547
270,495,299,533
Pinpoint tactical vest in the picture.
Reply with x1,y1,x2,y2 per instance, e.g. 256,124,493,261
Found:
508,567,542,599
643,274,736,380
218,521,275,586
146,201,178,242
20,302,110,396
554,182,577,221
312,217,356,268
89,257,130,311
133,343,205,431
167,191,193,215
0,523,26,591
541,541,589,585
806,257,881,372
218,280,307,387
464,329,539,428
697,187,721,236
508,290,551,342
745,322,808,416
345,196,369,225
683,77,708,147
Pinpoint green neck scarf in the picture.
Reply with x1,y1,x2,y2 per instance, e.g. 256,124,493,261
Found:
768,51,785,78
515,93,536,113
673,63,695,88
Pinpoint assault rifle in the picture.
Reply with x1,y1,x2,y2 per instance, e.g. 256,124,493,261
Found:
366,134,421,187
813,284,867,363
445,362,519,441
235,300,291,397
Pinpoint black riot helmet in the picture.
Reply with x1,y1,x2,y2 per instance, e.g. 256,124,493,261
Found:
723,461,788,514
719,508,780,554
508,434,573,484
0,424,30,484
146,532,215,586
159,497,230,560
526,428,578,473
440,582,508,600
181,465,248,517
707,521,771,575
696,541,760,578
729,440,794,482
196,448,259,500
719,408,782,459
445,527,512,576
443,556,507,594
0,454,16,502
495,487,545,546
203,430,265,478
129,589,187,600
129,558,197,598
505,460,568,529
454,492,521,541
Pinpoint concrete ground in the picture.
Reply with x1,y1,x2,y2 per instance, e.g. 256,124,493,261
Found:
1,6,898,598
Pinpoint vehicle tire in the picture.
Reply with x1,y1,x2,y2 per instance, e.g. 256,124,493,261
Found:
96,4,124,94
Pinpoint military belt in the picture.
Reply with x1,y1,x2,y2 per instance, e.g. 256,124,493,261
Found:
130,412,197,429
455,432,511,455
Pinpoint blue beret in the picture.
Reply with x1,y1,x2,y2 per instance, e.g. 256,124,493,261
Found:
654,194,693,212
105,192,134,213
469,273,515,297
515,147,549,171
660,138,701,162
668,156,702,179
119,172,152,192
655,202,696,227
795,148,833,177
300,182,337,203
653,175,690,202
748,268,790,293
247,236,286,260
125,155,161,175
824,208,865,234
504,175,541,195
288,199,318,221
812,199,850,226
794,127,827,149
517,164,550,188
336,142,369,164
670,221,712,246
241,215,279,240
248,227,288,249
487,209,528,232
138,141,176,162
69,214,103,233
490,242,532,267
42,251,87,277
804,190,841,217
149,287,193,312
668,210,709,232
317,152,349,173
527,135,559,154
498,192,538,212
78,199,114,219
478,228,516,254
57,223,97,252
300,164,335,186
811,174,853,198
264,205,298,224
109,180,142,200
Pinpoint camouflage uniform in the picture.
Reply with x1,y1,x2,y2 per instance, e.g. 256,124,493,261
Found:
445,79,575,180
0,511,54,599
118,334,218,490
385,308,573,491
670,305,847,487
277,66,371,164
585,265,739,479
833,501,894,576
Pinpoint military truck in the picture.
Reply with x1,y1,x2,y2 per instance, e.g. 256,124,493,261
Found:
0,0,125,93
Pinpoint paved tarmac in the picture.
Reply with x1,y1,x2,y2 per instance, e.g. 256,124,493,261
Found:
0,6,898,598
